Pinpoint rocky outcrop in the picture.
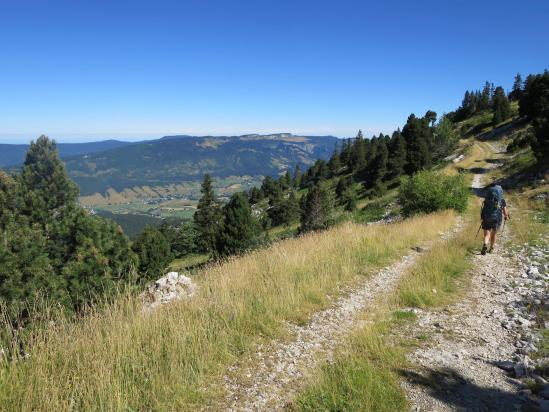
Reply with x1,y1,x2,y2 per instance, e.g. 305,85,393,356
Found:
141,271,196,312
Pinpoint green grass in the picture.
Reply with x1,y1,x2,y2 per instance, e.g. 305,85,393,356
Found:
169,253,210,271
293,320,408,412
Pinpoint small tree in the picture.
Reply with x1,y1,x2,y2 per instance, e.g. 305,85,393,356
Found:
300,185,331,232
132,226,172,281
492,86,512,124
509,73,523,101
193,174,222,253
215,192,262,256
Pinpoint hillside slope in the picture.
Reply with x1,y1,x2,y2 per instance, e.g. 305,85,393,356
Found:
0,139,132,167
63,133,337,196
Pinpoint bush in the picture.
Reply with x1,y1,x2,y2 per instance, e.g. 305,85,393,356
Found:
399,170,469,217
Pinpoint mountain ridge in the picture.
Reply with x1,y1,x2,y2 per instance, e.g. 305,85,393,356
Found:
61,133,338,196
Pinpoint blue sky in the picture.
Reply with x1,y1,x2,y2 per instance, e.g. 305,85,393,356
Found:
0,0,547,143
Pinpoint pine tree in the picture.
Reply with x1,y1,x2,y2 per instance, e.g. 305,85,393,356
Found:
509,73,523,101
215,192,262,255
300,185,331,233
18,136,79,228
1,137,137,313
351,130,366,171
370,137,388,187
519,71,549,162
479,81,491,110
293,165,303,188
193,174,222,253
402,114,431,174
335,176,351,200
492,86,512,124
328,141,342,175
340,139,353,169
341,188,357,212
387,130,406,179
132,226,172,281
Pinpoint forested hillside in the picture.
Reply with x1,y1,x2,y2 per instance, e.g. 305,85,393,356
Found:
0,139,131,167
62,133,337,196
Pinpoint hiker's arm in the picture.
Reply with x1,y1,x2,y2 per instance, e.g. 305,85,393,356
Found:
503,206,510,220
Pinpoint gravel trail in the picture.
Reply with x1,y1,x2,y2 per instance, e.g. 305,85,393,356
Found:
221,222,463,411
401,227,526,411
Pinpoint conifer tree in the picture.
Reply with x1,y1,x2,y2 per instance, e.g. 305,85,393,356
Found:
328,141,342,175
300,185,331,232
340,139,353,169
18,135,79,228
215,192,262,255
132,226,172,281
479,81,491,110
402,114,431,174
387,130,406,179
293,165,303,188
509,73,523,101
492,86,512,124
519,71,549,162
351,130,366,171
193,174,222,253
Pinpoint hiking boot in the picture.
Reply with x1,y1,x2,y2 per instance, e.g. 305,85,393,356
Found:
481,244,488,255
488,246,494,253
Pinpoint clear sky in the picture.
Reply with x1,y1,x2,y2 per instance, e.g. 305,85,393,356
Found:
0,0,547,143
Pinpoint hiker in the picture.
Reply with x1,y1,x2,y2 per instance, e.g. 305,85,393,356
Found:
480,182,509,255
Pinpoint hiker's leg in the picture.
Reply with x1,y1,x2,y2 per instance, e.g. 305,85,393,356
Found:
490,229,497,248
482,229,490,254
483,229,491,246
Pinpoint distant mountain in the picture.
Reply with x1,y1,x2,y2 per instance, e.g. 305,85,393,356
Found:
63,133,338,196
0,139,133,167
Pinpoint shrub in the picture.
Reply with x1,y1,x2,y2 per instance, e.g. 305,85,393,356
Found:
399,170,469,217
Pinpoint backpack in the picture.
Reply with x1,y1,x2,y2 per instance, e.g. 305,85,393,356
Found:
481,186,503,224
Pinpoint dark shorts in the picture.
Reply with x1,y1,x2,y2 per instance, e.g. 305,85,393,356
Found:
482,219,502,231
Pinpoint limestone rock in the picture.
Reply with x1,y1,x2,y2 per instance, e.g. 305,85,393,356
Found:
141,271,196,312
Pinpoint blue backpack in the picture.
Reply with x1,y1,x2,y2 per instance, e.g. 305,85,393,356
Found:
481,186,503,224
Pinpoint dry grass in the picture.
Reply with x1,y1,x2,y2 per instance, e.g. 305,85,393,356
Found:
293,205,478,411
0,212,456,411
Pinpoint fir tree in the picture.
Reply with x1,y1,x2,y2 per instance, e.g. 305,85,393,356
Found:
293,165,303,188
132,226,172,281
300,185,331,233
492,86,512,124
387,130,406,179
351,130,366,171
479,81,491,110
509,73,523,101
519,71,549,162
193,174,222,253
328,141,342,175
215,192,262,255
402,114,431,174
18,135,79,228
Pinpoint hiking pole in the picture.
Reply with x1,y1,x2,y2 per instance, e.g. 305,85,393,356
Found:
474,223,482,240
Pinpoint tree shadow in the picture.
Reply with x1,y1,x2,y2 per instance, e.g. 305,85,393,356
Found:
400,367,527,411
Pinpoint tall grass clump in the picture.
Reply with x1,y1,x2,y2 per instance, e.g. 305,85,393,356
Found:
399,170,470,217
0,212,455,411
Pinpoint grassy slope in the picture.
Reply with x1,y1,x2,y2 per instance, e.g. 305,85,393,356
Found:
0,211,456,411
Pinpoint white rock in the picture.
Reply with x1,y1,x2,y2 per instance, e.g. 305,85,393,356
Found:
141,271,196,312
